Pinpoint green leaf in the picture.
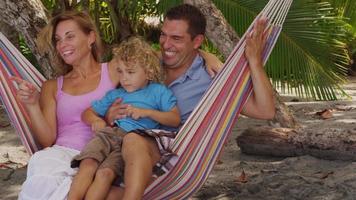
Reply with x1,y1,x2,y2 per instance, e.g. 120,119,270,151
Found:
213,0,351,100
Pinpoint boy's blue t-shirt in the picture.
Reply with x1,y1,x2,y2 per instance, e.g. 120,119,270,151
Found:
92,82,177,132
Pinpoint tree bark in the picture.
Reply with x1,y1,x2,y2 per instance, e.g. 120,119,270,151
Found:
184,0,297,128
184,0,239,59
237,127,356,161
0,21,19,48
0,0,53,78
270,90,299,128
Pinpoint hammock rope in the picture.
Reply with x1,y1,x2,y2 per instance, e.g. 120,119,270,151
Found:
0,0,292,199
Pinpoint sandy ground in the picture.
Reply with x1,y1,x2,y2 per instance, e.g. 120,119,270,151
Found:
1,76,356,200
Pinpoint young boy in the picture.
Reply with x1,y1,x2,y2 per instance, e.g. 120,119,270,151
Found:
68,37,180,200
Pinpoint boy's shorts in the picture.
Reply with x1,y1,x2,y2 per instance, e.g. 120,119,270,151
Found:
71,127,126,177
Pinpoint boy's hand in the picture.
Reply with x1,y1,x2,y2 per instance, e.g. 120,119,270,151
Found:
126,105,147,120
91,119,107,132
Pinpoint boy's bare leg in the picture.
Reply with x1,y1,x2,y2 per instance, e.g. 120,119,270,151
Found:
106,186,125,200
121,133,160,200
85,167,116,200
68,158,99,200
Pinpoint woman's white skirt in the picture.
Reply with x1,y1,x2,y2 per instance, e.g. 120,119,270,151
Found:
18,145,80,200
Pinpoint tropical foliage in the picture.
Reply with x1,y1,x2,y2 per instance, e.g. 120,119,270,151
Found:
158,0,355,100
22,0,356,100
329,0,356,72
41,0,161,44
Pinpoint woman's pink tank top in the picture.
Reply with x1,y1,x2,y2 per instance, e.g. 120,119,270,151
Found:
55,63,115,151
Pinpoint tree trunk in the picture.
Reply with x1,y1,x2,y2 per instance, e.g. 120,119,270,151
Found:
0,0,53,78
184,0,297,128
237,127,356,161
0,21,19,48
270,90,299,128
184,0,239,59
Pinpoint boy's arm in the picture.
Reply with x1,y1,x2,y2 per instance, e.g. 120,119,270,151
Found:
82,107,107,131
127,106,181,128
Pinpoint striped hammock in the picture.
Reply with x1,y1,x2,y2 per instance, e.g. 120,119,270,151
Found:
0,0,292,199
0,33,45,154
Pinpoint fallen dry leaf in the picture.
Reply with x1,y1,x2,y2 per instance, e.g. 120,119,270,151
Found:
320,171,334,179
316,109,333,119
0,122,10,128
216,159,223,165
235,170,248,183
0,162,12,169
314,171,334,179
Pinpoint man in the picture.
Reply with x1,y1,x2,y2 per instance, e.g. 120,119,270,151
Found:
106,4,275,199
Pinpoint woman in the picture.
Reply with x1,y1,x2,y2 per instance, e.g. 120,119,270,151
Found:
16,11,119,200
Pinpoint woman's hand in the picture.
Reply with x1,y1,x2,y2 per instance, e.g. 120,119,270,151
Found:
91,119,107,132
105,98,129,126
199,50,223,77
11,77,40,105
245,17,268,68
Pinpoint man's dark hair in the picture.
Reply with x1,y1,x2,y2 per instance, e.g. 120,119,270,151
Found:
165,4,206,38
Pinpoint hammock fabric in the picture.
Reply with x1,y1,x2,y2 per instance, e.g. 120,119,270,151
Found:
0,0,292,199
0,33,45,154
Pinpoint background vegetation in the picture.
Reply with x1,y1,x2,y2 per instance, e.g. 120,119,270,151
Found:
21,0,356,100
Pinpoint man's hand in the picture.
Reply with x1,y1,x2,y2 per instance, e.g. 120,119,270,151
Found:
105,98,129,126
245,17,268,68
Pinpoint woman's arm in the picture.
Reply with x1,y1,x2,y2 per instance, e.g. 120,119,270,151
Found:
199,49,223,77
126,106,181,127
82,107,107,131
241,18,275,119
13,77,58,147
38,80,58,147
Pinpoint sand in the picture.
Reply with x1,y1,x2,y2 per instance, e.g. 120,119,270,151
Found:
1,76,356,200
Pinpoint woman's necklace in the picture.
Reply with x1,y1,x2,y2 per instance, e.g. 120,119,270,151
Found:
79,71,87,79
74,63,100,80
77,68,97,80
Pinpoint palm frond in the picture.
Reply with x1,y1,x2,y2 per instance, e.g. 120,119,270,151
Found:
329,0,356,27
213,0,350,100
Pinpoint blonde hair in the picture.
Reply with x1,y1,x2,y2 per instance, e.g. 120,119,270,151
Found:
112,36,162,83
36,10,103,76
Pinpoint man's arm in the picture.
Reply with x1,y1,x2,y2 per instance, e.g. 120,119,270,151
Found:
241,18,275,119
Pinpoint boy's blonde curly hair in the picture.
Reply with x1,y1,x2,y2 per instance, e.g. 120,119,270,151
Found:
112,37,162,83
